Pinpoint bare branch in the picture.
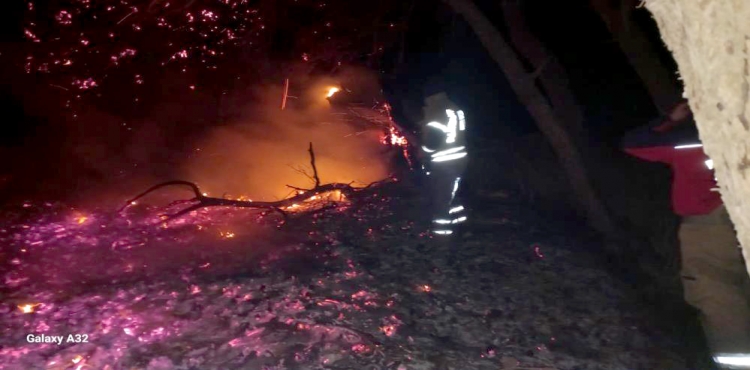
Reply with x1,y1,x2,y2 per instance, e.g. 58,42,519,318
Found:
308,142,321,188
288,164,316,185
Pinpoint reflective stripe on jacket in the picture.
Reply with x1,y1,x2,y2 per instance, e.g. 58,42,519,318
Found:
621,118,720,216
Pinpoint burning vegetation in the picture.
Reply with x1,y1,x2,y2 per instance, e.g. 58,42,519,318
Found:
120,142,396,223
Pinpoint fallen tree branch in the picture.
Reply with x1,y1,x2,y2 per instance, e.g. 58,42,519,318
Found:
119,143,394,221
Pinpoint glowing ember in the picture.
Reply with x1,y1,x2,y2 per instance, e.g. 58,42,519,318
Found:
326,87,340,98
281,190,349,212
382,126,408,147
75,216,88,224
532,243,545,259
55,10,73,26
71,355,84,364
380,324,396,337
219,231,235,239
418,284,432,293
18,303,41,313
351,343,370,354
72,78,98,90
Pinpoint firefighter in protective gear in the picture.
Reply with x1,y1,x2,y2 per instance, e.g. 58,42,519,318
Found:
419,92,468,237
622,101,750,368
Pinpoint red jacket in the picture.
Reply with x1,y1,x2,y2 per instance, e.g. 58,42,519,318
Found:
621,118,721,216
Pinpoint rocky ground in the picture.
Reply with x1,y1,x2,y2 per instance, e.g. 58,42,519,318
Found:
0,178,688,370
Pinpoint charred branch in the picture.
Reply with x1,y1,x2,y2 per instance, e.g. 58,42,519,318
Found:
308,142,321,188
120,143,393,221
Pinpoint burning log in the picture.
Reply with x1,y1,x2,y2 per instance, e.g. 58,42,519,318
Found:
120,143,394,222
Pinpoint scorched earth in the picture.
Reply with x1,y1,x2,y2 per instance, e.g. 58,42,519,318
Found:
0,177,685,369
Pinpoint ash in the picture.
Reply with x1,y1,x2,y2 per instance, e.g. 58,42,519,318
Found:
0,181,684,369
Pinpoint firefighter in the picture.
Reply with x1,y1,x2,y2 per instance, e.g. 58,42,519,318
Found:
621,101,750,368
419,92,468,239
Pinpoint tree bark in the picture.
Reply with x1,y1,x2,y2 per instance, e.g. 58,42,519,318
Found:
443,0,618,237
645,0,750,277
500,0,584,134
590,0,682,113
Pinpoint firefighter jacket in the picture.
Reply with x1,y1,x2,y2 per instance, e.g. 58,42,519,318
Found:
621,117,721,216
420,93,468,170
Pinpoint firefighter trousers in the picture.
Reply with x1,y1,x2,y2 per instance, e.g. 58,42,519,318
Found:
427,157,468,237
679,205,750,357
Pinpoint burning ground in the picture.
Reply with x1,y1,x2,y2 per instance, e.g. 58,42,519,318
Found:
1,173,687,370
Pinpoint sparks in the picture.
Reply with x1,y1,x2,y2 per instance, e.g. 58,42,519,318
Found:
72,78,98,90
55,10,73,26
382,126,408,147
24,29,40,42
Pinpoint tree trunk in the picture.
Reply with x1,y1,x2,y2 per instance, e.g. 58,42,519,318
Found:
645,0,750,277
500,0,584,134
590,0,682,113
443,0,618,237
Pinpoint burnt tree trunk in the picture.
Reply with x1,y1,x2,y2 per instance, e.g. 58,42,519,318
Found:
500,0,584,134
590,0,681,113
443,0,618,238
645,0,750,277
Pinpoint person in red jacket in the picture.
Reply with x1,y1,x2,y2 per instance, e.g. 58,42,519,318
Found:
622,101,750,367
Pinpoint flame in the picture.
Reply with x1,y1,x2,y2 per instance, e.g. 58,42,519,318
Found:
18,303,41,313
281,189,348,212
326,87,340,98
71,355,84,364
382,126,408,147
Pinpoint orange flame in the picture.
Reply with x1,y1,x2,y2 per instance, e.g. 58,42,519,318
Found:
282,189,348,212
326,87,340,98
18,303,41,313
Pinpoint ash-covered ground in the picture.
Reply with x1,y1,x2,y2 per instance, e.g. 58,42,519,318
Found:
0,177,686,370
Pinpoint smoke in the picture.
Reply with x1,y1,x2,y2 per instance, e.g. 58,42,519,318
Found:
182,74,391,201
4,66,392,207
